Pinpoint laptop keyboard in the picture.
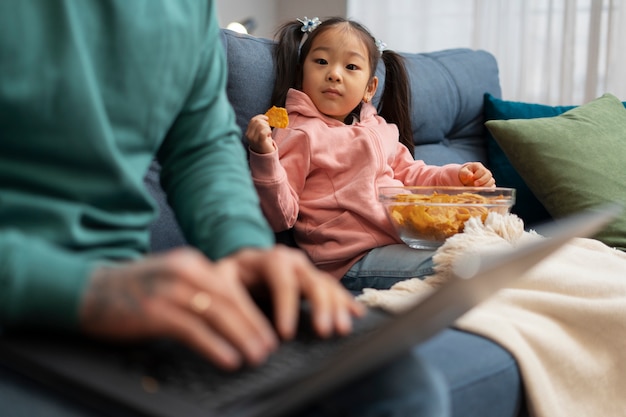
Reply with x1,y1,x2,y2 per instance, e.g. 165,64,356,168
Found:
114,307,388,411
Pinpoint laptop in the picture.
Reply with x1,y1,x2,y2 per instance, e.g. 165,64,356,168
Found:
0,203,621,417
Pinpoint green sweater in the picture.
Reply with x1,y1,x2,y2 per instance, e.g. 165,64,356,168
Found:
0,1,274,329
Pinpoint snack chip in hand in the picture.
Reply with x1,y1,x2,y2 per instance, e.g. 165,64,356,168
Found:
265,106,289,128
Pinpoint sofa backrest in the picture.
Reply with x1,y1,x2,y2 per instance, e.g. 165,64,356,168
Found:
148,30,503,252
220,29,502,166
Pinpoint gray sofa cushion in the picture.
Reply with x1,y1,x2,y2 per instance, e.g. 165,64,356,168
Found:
391,49,501,165
220,29,501,166
220,31,276,148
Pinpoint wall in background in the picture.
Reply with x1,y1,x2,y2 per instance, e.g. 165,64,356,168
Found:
215,0,275,38
275,0,346,36
216,0,346,39
348,0,626,104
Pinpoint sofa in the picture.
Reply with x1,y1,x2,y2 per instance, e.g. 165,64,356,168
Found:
146,29,525,417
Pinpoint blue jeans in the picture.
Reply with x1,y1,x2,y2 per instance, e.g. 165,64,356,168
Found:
301,351,449,417
0,244,451,417
340,244,523,417
0,349,450,417
417,329,523,417
342,244,436,292
0,333,520,417
306,243,451,416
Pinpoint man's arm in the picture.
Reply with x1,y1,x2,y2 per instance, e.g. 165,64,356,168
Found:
157,3,274,260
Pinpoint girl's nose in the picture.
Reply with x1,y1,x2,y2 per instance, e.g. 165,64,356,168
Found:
327,68,341,82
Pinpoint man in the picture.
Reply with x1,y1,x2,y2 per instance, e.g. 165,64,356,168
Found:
0,1,448,416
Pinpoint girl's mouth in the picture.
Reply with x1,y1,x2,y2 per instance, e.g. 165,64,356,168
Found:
323,88,341,96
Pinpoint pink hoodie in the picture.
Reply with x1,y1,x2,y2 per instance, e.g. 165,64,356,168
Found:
249,89,463,278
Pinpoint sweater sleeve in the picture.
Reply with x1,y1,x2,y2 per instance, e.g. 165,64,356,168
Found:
0,2,274,331
156,3,274,259
391,143,464,186
0,231,94,330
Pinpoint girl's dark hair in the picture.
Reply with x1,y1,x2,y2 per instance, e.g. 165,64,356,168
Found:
271,17,414,155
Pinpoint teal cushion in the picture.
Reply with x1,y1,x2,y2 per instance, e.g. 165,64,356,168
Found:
485,93,626,251
484,93,626,225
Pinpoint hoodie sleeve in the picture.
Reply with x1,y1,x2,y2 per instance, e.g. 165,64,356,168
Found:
248,128,311,232
390,142,465,186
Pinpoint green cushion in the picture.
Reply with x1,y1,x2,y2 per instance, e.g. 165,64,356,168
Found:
484,94,577,225
485,93,626,251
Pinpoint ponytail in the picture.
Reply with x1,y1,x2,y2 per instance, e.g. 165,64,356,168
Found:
378,51,414,155
271,21,307,107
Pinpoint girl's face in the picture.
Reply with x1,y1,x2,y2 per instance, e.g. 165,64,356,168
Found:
301,25,378,122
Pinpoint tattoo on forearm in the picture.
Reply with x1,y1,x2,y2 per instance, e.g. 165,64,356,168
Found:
82,264,164,326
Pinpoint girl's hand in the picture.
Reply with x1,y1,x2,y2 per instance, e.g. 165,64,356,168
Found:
458,162,496,187
246,115,276,154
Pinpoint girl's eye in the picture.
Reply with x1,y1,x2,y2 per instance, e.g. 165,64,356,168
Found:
346,64,358,70
315,58,328,65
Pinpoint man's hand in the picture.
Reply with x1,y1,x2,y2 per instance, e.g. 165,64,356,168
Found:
229,246,364,340
79,246,364,371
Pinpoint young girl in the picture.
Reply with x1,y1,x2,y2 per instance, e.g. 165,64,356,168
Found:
246,17,495,291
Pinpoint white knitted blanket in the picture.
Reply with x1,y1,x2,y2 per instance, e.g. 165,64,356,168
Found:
358,213,626,417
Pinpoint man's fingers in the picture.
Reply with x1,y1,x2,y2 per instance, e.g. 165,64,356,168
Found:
267,271,300,340
164,262,279,367
128,250,280,368
147,284,278,369
197,294,278,366
152,303,244,371
289,254,353,338
331,285,366,335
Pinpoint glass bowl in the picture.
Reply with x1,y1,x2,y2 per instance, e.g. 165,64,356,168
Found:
379,186,516,250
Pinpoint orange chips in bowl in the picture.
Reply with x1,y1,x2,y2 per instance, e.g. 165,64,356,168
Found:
265,106,289,128
379,186,516,249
